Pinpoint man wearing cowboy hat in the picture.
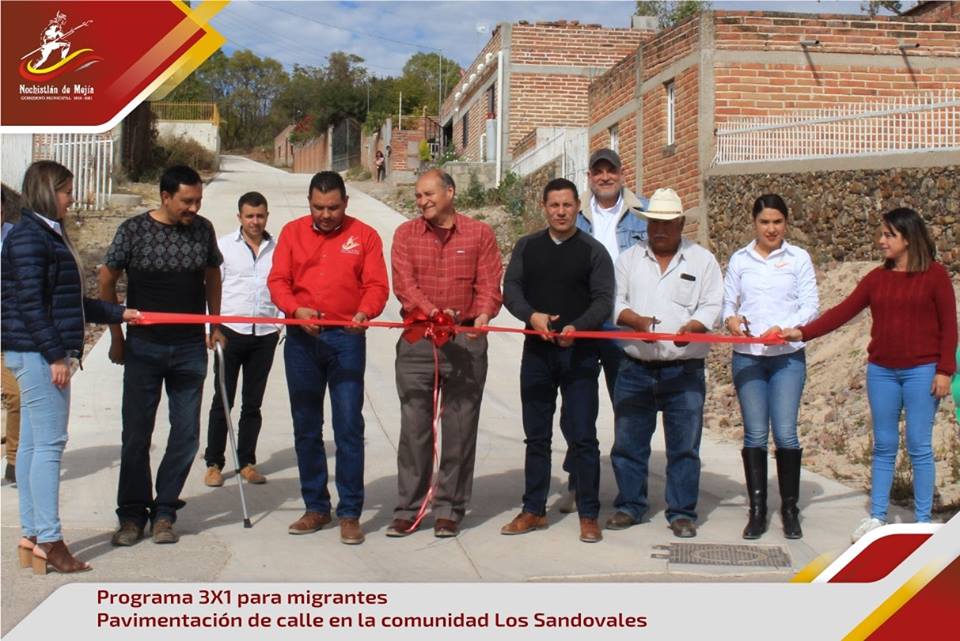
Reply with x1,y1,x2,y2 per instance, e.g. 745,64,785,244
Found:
605,187,723,538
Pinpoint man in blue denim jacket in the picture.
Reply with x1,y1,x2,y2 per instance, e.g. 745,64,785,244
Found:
556,149,648,513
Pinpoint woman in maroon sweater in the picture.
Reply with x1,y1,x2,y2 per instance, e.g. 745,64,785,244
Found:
781,208,956,543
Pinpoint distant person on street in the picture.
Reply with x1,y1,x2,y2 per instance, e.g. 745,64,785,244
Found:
203,192,280,488
375,150,386,183
388,168,503,538
782,208,956,542
500,178,614,543
100,165,225,547
268,171,388,545
723,194,818,540
607,187,722,539
555,148,648,514
2,161,139,573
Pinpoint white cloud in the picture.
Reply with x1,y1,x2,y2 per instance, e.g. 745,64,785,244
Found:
210,1,872,77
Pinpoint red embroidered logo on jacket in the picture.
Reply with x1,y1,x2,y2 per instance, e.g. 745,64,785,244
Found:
341,235,360,254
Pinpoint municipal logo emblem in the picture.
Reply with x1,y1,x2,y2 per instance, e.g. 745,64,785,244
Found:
341,236,361,254
19,10,101,82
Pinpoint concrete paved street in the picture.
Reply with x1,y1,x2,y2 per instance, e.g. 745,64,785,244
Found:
1,155,902,634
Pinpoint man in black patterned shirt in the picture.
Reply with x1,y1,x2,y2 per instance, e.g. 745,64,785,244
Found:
99,166,224,546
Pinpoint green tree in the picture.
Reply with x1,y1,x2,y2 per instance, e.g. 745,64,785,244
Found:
400,52,463,115
634,1,711,28
272,52,368,135
861,1,904,16
166,49,287,149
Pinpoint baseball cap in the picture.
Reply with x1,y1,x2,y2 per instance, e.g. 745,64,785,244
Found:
588,148,621,171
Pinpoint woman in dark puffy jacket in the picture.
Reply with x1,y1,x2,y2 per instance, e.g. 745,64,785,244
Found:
1,161,139,574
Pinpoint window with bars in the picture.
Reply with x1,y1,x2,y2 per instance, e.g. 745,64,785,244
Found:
666,81,676,146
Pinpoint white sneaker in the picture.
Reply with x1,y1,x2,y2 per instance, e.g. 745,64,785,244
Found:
850,517,885,543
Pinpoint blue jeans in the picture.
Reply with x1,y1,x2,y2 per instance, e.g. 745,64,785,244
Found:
561,323,622,490
6,351,70,543
284,327,366,518
866,362,938,523
732,350,806,449
520,339,601,518
611,358,706,523
117,335,207,526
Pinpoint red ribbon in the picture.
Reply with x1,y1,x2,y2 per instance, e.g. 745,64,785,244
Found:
133,309,782,533
133,311,786,346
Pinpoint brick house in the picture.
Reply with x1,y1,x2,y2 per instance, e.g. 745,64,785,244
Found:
439,20,655,185
587,8,960,240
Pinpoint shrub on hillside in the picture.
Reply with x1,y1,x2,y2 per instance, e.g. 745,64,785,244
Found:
344,165,372,181
155,135,219,174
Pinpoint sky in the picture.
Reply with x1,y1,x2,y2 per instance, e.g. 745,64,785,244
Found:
210,1,914,77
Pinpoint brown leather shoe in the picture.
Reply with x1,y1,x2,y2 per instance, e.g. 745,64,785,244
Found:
386,518,416,537
434,518,459,538
203,465,224,487
579,517,603,543
288,511,332,535
239,464,266,484
339,518,365,545
500,512,548,535
605,511,638,530
152,518,179,544
669,518,697,538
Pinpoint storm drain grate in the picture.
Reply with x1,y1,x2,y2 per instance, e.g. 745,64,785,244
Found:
652,543,792,568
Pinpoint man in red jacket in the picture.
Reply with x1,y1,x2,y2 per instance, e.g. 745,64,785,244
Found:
268,171,388,545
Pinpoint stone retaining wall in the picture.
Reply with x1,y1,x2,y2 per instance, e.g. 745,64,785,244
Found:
706,165,959,273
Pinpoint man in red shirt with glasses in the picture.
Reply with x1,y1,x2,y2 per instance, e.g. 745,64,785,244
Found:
268,171,388,545
387,169,503,538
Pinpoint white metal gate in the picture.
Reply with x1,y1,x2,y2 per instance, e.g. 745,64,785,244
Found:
714,90,960,164
33,133,114,210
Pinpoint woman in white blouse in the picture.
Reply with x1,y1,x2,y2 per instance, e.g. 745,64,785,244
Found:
723,194,819,540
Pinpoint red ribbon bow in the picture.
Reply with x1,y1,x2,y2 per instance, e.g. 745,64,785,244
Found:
401,310,457,347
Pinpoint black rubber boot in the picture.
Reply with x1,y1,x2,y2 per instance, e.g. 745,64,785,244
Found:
741,448,768,539
776,448,803,539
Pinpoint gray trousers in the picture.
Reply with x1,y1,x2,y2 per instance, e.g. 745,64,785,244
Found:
394,334,488,523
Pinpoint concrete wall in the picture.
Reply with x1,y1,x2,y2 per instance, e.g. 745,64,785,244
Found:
156,121,220,153
705,164,960,273
292,133,329,174
446,161,497,191
0,134,33,190
274,125,295,167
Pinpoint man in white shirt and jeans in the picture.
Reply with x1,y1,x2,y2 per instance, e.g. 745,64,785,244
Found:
204,192,280,487
606,188,722,538
557,149,648,513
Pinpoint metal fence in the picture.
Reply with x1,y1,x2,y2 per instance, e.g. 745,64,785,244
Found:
151,102,220,125
33,134,114,210
331,118,362,172
714,90,960,164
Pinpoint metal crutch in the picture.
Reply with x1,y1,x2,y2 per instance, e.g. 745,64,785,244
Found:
215,342,252,528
